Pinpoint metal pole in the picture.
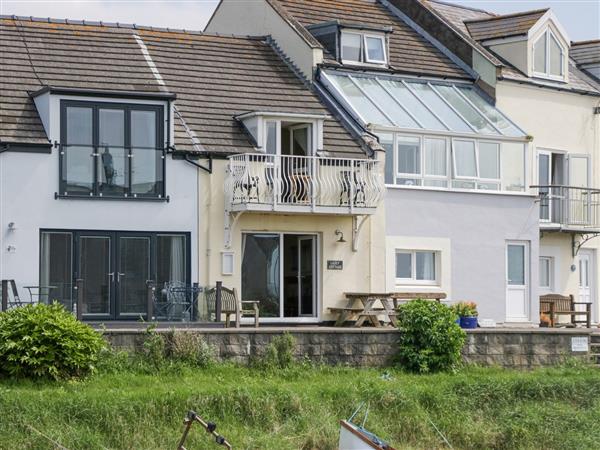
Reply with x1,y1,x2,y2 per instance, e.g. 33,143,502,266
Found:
1,280,8,312
146,280,155,321
215,280,222,323
75,278,84,320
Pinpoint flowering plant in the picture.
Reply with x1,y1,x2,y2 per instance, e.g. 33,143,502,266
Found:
453,301,478,318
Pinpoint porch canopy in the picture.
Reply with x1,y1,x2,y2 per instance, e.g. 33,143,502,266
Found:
319,70,529,193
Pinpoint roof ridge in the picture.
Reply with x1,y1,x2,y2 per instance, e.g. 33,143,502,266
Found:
464,8,549,24
572,39,600,46
426,0,496,16
0,14,267,40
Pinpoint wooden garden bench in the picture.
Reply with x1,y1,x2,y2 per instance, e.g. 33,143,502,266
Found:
205,284,259,328
540,294,591,328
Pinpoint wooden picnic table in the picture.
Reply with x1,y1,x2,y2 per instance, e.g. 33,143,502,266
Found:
330,293,397,328
329,292,447,328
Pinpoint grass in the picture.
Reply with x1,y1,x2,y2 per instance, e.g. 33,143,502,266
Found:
1,363,600,450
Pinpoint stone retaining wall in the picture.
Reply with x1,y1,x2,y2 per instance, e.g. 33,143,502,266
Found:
104,327,592,368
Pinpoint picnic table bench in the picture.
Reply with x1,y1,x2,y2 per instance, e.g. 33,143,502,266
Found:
330,292,447,327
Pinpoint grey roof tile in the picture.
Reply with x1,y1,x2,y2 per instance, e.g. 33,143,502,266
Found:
0,16,366,156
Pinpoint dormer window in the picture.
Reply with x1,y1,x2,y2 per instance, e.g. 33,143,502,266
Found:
235,112,327,156
341,31,387,65
532,29,567,80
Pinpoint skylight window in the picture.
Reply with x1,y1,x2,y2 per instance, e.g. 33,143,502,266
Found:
340,31,387,66
533,29,566,80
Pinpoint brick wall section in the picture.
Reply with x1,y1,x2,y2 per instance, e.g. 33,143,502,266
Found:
103,327,592,368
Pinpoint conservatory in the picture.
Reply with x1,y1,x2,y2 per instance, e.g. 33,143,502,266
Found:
319,70,529,193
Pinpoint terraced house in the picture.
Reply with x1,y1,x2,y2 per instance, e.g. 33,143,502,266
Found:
208,0,550,324
0,16,386,323
389,0,600,325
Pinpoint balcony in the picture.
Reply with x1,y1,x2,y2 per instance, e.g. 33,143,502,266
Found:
225,153,384,215
533,185,600,231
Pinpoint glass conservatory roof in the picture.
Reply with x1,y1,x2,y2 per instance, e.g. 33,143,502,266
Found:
320,70,526,138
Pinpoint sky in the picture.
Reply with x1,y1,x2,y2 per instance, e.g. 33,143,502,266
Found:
0,0,598,41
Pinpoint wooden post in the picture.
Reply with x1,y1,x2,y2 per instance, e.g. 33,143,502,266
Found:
215,281,222,323
1,280,8,312
75,278,84,320
146,280,155,321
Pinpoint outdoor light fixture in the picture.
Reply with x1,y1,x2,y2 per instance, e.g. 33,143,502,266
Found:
7,222,16,231
335,229,346,243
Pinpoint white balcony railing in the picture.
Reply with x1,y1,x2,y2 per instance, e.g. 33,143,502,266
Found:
225,153,384,214
532,185,600,230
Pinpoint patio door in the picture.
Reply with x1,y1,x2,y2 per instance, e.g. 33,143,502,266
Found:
242,232,317,321
41,230,189,321
78,233,113,318
506,242,530,322
116,235,151,318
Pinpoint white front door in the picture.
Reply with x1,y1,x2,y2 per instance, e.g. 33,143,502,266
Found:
506,242,529,322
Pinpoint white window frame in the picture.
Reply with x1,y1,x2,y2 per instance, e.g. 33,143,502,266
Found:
363,33,387,64
395,250,440,286
340,30,387,66
477,140,502,190
532,29,567,82
452,138,479,181
260,119,317,156
423,136,450,187
395,135,422,185
539,256,554,290
341,31,364,64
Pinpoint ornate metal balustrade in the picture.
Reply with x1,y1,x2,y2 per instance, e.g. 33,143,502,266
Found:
225,153,384,214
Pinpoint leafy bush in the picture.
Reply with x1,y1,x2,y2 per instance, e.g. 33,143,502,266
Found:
165,330,214,368
256,332,296,370
142,324,165,369
396,300,466,373
453,301,478,317
0,303,105,380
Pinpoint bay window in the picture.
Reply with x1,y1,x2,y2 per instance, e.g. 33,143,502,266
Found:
60,101,165,199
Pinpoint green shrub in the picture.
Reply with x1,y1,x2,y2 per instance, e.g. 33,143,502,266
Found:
142,324,165,369
256,332,296,370
166,330,214,368
0,303,105,380
396,299,466,373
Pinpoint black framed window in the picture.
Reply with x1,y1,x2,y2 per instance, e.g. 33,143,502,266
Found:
60,100,165,199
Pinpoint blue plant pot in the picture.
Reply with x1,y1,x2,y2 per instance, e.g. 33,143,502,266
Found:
460,316,478,329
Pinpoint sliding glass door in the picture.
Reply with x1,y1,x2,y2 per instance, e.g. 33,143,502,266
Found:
242,233,317,320
40,230,189,320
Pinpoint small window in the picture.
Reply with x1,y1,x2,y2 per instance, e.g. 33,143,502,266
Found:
340,31,387,65
533,30,566,80
395,250,438,284
539,256,553,289
341,32,362,62
453,139,477,178
396,136,421,186
364,35,386,64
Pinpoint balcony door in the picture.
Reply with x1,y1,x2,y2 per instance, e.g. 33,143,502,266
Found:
578,250,596,322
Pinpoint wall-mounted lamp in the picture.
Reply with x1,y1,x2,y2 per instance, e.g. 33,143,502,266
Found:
6,245,16,253
335,229,346,243
7,222,16,231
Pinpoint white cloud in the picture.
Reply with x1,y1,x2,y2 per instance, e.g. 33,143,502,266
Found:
0,0,221,31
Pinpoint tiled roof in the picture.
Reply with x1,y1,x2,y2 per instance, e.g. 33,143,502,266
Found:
464,9,549,41
422,0,494,35
424,4,600,96
571,40,600,66
0,16,365,157
273,0,470,79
